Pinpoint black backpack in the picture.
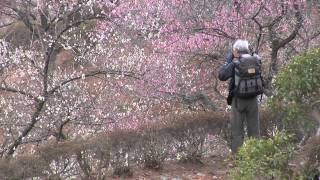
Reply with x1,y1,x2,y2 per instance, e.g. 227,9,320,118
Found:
233,54,263,98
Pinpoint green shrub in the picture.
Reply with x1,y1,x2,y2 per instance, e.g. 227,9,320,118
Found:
230,132,296,180
268,47,320,135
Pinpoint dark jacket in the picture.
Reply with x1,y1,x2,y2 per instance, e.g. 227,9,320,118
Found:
218,52,235,81
218,53,235,104
218,52,262,104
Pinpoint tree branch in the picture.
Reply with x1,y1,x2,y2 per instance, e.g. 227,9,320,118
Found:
0,22,14,29
264,3,303,93
48,69,140,95
43,13,108,95
10,6,39,38
0,86,40,102
276,5,303,49
193,27,236,40
5,100,45,157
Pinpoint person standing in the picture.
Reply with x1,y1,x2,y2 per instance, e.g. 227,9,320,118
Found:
218,39,263,153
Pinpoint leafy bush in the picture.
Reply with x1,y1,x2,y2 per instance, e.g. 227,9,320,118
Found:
268,47,320,135
0,111,229,178
108,130,139,177
266,47,320,179
137,125,172,170
0,155,48,179
259,108,283,138
230,132,296,180
167,112,225,163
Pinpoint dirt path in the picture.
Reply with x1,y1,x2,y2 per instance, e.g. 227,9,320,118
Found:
108,155,231,180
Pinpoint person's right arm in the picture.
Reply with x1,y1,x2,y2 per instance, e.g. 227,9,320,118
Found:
218,53,234,81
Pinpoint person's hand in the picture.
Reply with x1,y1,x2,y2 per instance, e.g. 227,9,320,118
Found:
226,52,234,64
233,49,240,58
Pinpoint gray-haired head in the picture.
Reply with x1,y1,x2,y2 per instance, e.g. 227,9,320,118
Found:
233,39,249,54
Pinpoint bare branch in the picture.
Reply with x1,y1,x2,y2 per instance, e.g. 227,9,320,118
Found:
48,69,141,95
193,27,236,40
264,3,303,92
276,5,303,49
0,86,40,102
56,119,70,141
0,22,14,29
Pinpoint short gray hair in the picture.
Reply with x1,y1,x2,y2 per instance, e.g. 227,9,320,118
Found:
233,39,249,53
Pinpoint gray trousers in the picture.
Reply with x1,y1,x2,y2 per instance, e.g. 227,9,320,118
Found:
230,96,260,153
